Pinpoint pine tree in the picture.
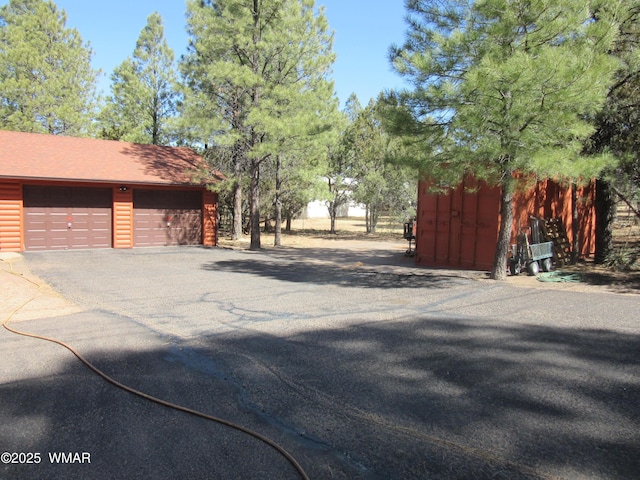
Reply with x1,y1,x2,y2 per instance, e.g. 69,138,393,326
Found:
344,98,411,233
100,12,177,145
389,0,623,279
332,95,417,234
586,0,640,263
0,0,98,135
180,0,337,249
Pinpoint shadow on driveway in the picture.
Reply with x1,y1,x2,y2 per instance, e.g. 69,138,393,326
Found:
4,312,637,479
204,246,485,290
195,316,640,479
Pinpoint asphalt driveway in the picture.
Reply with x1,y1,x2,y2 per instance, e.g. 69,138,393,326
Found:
1,246,639,479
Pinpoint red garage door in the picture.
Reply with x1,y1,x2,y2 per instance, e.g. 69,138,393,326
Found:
133,189,202,247
23,186,112,251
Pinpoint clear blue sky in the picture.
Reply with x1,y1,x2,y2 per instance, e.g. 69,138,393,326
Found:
39,0,409,108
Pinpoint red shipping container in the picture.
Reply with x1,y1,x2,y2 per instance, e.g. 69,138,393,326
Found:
415,176,595,271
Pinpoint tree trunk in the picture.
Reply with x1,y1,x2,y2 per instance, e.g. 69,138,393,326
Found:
231,139,244,241
249,1,261,250
152,97,160,145
249,160,261,250
365,206,371,233
571,183,580,265
491,175,515,280
232,180,243,241
327,177,338,234
371,204,378,234
595,179,615,264
274,154,282,247
329,201,337,234
263,216,272,232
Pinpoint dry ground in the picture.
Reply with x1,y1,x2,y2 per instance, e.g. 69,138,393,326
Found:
220,216,404,244
576,206,640,293
219,215,640,295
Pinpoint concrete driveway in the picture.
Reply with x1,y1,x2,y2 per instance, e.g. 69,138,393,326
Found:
1,246,639,479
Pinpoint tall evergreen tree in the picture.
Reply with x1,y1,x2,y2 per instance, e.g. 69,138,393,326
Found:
344,98,415,233
586,0,640,263
322,94,358,234
100,12,177,145
0,0,98,135
389,0,623,279
180,0,337,249
327,94,417,234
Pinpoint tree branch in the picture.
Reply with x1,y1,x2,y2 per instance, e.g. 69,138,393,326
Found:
612,185,640,220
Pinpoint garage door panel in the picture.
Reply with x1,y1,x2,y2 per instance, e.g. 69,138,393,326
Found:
133,190,202,247
169,210,202,246
23,186,112,250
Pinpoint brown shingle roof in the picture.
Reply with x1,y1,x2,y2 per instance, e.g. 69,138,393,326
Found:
0,130,219,185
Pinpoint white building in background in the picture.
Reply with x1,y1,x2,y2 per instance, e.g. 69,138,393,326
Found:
300,200,367,219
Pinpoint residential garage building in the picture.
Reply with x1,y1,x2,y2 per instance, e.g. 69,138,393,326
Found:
0,130,221,252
